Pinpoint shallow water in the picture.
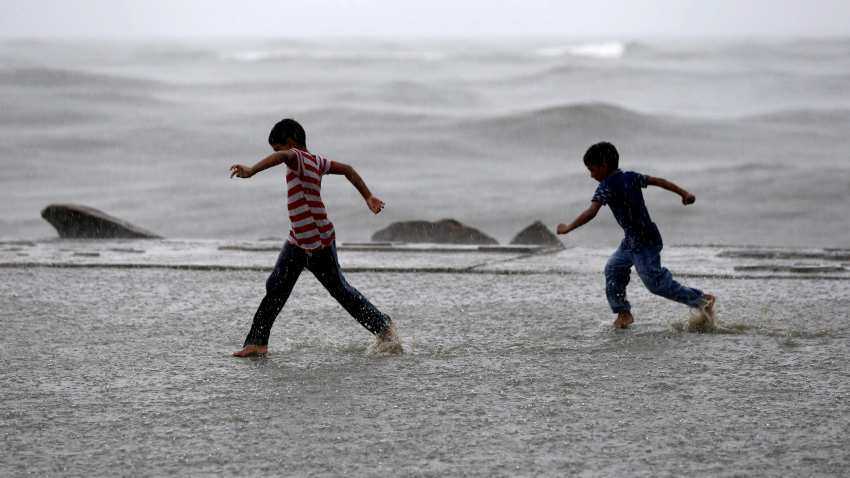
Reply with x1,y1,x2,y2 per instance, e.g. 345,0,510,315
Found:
2,263,849,476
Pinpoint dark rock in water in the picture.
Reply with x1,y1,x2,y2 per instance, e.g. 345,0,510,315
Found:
41,203,161,239
509,220,563,248
372,219,498,245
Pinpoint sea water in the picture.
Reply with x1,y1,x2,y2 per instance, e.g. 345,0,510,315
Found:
2,38,850,246
2,37,850,475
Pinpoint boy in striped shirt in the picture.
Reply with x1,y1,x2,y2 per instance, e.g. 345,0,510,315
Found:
229,119,401,356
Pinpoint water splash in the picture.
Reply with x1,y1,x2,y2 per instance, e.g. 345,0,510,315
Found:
671,309,752,335
535,42,626,59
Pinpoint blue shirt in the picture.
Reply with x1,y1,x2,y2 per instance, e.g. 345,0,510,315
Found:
592,170,662,249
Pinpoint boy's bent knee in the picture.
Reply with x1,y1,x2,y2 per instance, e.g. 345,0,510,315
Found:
605,264,631,284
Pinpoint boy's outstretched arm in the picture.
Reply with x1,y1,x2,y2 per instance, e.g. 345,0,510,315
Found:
647,176,696,205
327,161,385,214
230,150,298,178
557,201,603,235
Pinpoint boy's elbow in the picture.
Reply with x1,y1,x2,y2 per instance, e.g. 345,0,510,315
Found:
648,176,671,188
344,164,361,179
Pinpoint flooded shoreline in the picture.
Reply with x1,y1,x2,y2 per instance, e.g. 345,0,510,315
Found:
2,265,849,476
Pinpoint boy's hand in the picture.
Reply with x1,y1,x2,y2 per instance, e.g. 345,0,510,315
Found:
230,164,253,178
682,192,696,205
366,196,385,214
556,223,570,235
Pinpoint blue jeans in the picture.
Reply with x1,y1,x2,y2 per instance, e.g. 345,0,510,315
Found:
243,241,392,346
605,242,704,313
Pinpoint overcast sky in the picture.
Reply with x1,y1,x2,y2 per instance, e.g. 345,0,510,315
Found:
2,0,849,38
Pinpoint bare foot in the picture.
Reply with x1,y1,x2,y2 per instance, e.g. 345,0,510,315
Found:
372,322,403,354
613,311,634,329
232,345,268,357
701,294,717,322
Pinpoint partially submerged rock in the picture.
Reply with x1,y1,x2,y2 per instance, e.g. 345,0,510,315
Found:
371,219,498,245
509,221,563,248
41,203,161,239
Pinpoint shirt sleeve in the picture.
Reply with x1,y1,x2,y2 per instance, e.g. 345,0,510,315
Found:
317,155,331,175
290,149,303,175
636,172,649,188
592,183,609,205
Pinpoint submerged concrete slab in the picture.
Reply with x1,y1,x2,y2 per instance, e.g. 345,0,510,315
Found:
1,240,848,281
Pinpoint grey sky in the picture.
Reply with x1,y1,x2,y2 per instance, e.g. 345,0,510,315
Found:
2,0,849,38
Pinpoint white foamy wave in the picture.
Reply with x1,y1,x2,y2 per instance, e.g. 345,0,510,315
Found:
535,41,626,59
221,48,446,63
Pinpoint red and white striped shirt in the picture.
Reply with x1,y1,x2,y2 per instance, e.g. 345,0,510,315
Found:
286,148,335,251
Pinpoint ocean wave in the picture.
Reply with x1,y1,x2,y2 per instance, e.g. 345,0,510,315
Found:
132,45,219,63
528,56,850,90
330,79,482,108
742,108,850,125
618,38,850,63
0,104,100,127
288,101,660,133
220,47,446,63
221,100,850,141
516,101,650,121
0,67,155,89
454,101,850,155
534,41,628,59
285,101,681,141
466,101,666,133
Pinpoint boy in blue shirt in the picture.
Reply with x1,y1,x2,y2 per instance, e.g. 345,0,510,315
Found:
557,142,715,328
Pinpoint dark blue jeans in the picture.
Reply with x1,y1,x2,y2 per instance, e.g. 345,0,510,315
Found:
243,241,392,346
605,242,704,313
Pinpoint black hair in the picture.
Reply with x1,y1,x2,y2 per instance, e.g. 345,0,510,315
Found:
583,141,619,169
268,118,306,148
